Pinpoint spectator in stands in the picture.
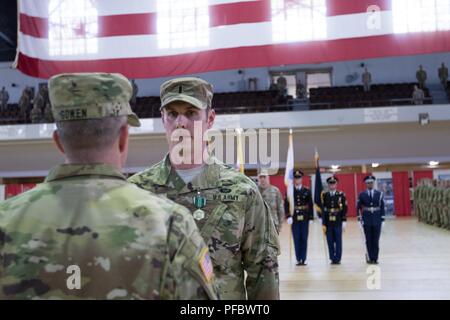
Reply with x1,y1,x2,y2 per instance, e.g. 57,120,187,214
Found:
269,78,279,98
43,102,54,123
412,85,425,105
0,86,9,111
33,85,48,116
131,79,138,107
296,81,305,99
362,67,372,92
416,65,427,89
18,86,32,122
30,104,43,123
438,63,448,89
277,73,288,97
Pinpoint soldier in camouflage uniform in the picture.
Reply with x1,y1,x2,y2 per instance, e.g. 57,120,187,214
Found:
30,104,43,124
129,77,280,300
0,73,217,300
18,87,32,123
444,181,450,230
258,169,285,233
43,102,54,123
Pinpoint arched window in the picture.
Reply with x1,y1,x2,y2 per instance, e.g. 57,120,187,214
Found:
271,0,327,43
157,0,209,49
48,0,98,56
393,0,450,33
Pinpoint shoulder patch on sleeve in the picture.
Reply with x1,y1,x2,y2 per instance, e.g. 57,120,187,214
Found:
198,247,213,283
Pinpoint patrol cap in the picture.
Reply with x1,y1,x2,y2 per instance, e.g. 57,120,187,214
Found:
49,73,141,127
294,170,304,178
258,168,270,176
327,176,339,184
160,77,213,110
364,175,376,183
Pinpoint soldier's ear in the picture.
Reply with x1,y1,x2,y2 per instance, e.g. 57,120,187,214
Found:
206,108,215,129
52,130,65,156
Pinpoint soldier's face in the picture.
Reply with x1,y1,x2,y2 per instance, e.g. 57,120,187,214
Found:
259,175,269,188
294,177,302,185
328,182,337,191
366,181,374,189
162,101,215,165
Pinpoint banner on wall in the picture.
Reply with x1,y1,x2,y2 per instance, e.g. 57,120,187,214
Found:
377,178,394,216
0,185,5,201
16,0,450,79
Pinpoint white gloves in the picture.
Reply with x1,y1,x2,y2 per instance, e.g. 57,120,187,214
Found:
309,220,313,225
342,222,347,231
318,218,322,225
287,217,293,225
382,221,385,228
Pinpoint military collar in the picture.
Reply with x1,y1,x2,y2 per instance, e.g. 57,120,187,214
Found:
45,163,127,182
155,153,222,193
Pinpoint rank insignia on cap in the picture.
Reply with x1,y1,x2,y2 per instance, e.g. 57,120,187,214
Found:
198,247,213,283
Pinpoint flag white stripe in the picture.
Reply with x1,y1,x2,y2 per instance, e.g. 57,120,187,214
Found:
20,0,261,18
19,11,394,61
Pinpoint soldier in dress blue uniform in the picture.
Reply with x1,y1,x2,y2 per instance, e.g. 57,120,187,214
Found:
357,175,385,264
321,176,348,265
286,170,314,266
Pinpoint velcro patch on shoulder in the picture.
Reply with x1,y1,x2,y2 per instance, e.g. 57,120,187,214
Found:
198,247,214,283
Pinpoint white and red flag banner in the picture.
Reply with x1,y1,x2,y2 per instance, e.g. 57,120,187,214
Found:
16,0,450,79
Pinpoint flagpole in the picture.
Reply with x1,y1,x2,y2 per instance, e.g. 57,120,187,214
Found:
314,147,329,264
285,128,294,266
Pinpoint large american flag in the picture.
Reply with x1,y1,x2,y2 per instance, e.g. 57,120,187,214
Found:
16,0,450,79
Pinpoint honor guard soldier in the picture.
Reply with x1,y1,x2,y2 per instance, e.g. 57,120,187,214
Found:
286,170,313,266
321,176,348,265
357,175,385,264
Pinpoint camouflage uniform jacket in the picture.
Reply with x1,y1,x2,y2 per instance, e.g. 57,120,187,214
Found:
0,164,217,300
259,185,284,233
129,155,280,300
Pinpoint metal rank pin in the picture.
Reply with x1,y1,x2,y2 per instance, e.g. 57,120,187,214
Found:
193,191,206,221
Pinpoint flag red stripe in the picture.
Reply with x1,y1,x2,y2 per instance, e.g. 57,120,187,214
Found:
20,1,272,39
326,0,391,16
209,0,271,27
20,12,158,38
20,14,48,38
17,30,450,79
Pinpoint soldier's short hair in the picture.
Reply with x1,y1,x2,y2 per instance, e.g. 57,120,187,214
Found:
56,116,127,156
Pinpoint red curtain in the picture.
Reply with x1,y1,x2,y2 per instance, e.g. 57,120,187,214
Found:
335,173,357,217
4,183,37,199
5,184,22,199
413,170,433,186
392,171,412,216
270,175,286,197
22,183,36,192
356,172,371,196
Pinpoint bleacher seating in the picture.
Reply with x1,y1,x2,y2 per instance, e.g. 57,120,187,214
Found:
309,83,432,110
0,83,438,125
0,104,23,125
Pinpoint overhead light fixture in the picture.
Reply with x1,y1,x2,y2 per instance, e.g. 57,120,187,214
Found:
428,161,439,167
330,165,340,172
372,163,380,168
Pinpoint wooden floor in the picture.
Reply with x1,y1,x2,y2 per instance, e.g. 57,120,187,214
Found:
278,217,450,299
